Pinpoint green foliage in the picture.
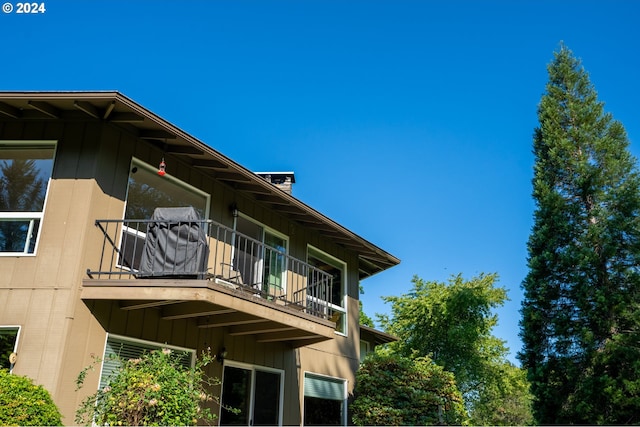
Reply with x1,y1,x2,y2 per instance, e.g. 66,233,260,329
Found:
378,273,533,424
359,284,375,327
75,348,229,426
379,274,508,394
0,368,62,426
351,352,467,426
359,302,375,327
468,362,534,426
520,43,640,424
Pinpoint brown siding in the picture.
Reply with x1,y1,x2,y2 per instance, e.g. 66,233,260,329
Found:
1,116,366,425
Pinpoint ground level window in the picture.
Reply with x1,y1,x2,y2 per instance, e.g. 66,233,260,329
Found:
303,373,346,426
0,326,19,372
99,335,194,389
220,363,283,426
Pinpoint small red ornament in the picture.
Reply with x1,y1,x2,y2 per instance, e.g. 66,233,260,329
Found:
158,159,166,176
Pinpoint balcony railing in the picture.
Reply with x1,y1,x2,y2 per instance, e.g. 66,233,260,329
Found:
86,218,334,320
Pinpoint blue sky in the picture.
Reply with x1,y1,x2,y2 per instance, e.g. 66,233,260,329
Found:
3,0,640,364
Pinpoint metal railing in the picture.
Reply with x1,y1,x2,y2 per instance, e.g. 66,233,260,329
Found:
87,218,334,320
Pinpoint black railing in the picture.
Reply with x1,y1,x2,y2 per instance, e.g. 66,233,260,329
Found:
87,218,334,320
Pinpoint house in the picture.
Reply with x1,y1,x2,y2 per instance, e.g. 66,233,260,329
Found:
0,91,399,425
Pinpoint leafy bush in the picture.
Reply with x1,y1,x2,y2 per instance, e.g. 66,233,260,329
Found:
351,352,468,425
0,368,62,426
75,348,229,426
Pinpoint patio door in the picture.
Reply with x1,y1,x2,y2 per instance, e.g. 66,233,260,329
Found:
234,215,287,295
220,363,283,426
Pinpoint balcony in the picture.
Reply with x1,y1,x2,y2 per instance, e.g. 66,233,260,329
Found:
82,210,338,344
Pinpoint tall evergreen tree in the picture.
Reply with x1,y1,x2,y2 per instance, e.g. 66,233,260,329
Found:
519,44,640,424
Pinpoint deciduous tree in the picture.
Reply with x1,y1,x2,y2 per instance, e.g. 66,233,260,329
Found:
379,274,533,424
350,353,467,426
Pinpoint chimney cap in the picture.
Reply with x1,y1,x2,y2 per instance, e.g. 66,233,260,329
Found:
255,171,296,184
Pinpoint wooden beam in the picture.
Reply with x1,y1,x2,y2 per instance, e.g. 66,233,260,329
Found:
228,323,294,336
254,195,293,206
139,129,177,140
233,183,273,195
27,100,60,118
214,172,251,183
161,301,235,320
197,312,267,328
109,112,144,123
192,159,229,170
119,300,181,310
103,101,116,119
273,205,306,214
165,145,204,155
0,102,21,118
74,100,101,119
256,330,323,342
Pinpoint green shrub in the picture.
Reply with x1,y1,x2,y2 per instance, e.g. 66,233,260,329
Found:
0,368,62,426
75,348,230,426
351,353,468,426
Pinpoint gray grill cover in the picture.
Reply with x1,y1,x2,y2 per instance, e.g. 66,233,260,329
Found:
137,207,209,279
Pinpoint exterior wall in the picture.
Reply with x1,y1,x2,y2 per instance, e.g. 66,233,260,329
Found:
0,117,365,425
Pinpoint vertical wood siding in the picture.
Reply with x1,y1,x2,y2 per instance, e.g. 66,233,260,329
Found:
0,117,366,425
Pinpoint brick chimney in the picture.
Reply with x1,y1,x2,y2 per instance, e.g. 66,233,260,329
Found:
256,172,295,195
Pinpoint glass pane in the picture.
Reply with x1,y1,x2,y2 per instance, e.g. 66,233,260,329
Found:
221,366,252,426
0,219,40,253
234,217,263,287
118,227,145,271
304,396,343,426
308,251,343,308
264,232,286,293
0,327,19,370
125,164,207,220
0,146,54,213
253,370,281,426
308,250,346,333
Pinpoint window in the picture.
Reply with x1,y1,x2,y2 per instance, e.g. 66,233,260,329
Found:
303,373,346,426
125,159,209,220
0,326,20,373
234,214,288,296
359,340,371,363
99,335,194,390
119,159,210,271
307,247,347,334
0,141,56,255
220,362,284,426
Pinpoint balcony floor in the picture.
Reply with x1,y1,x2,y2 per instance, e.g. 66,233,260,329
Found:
81,279,336,346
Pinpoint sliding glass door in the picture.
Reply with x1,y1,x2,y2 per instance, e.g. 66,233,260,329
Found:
220,363,283,426
234,215,287,295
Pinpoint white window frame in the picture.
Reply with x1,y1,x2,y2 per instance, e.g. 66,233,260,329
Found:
0,325,21,374
0,140,57,257
302,371,348,426
234,212,290,292
220,360,285,426
307,245,348,336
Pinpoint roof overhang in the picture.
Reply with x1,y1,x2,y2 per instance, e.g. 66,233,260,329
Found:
359,324,399,346
0,91,400,278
